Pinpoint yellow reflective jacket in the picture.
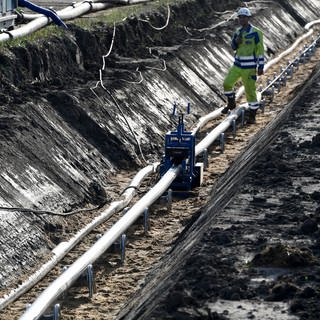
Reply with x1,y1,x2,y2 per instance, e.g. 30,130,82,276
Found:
231,24,264,70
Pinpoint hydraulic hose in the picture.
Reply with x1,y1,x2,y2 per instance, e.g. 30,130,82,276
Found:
18,0,67,29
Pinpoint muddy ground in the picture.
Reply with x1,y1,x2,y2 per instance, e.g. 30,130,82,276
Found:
121,67,320,319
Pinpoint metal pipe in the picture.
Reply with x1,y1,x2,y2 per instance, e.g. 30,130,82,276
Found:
19,166,181,320
0,163,158,311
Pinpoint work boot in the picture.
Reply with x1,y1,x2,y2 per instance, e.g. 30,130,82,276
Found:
221,96,236,114
246,108,257,124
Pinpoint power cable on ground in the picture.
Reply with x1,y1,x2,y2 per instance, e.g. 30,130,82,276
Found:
0,204,103,216
138,4,170,31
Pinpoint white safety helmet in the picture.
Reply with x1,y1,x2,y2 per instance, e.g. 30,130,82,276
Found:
237,7,252,17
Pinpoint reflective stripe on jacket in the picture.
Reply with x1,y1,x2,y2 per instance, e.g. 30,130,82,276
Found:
231,24,264,70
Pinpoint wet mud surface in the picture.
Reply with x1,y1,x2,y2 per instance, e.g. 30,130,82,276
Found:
128,68,320,319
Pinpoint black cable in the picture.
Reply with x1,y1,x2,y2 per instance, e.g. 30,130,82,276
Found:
0,204,102,216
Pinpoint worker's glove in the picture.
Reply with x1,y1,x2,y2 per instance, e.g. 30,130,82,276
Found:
235,36,242,45
257,69,264,76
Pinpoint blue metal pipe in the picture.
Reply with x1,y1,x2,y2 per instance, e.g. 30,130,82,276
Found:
18,0,67,29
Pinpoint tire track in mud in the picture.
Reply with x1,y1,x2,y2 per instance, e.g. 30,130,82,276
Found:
0,34,319,320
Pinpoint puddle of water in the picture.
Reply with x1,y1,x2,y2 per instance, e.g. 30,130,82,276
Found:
250,267,293,283
207,299,299,320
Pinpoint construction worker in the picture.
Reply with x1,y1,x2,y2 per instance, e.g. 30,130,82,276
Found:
222,7,264,124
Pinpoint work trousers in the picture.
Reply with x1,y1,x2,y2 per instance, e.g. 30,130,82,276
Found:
223,65,259,110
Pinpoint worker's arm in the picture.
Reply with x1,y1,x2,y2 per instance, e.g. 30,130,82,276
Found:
255,29,265,75
231,29,242,50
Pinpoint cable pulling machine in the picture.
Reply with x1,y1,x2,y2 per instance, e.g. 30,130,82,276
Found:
160,103,203,192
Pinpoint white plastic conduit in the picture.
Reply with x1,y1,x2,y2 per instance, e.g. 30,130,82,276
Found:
19,166,181,320
0,0,151,42
0,163,158,311
195,108,242,156
305,19,320,30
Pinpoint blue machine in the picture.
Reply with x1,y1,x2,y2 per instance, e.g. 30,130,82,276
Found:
18,0,67,29
0,0,67,30
160,103,203,191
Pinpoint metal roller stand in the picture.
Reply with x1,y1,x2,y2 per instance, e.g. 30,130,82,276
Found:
286,64,293,79
167,189,172,211
304,47,310,61
39,304,60,320
202,148,208,169
110,210,128,252
260,99,266,113
120,234,126,265
280,73,287,87
219,132,225,153
96,234,102,240
122,207,129,216
143,207,149,235
240,109,245,126
53,304,60,320
86,264,95,299
232,119,236,139
273,72,281,92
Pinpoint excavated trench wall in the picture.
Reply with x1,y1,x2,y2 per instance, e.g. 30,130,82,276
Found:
0,0,319,288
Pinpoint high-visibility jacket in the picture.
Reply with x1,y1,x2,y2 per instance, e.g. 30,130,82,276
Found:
231,24,264,70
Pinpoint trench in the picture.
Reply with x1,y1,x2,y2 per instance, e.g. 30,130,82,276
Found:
0,0,319,310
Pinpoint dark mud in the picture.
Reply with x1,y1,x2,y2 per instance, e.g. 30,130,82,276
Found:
120,67,320,319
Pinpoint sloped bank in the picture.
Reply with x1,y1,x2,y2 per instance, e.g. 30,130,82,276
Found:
0,0,319,292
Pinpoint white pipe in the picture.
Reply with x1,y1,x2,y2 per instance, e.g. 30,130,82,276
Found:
0,163,158,311
1,0,151,42
195,108,242,156
191,108,224,135
19,166,181,320
22,1,94,19
305,19,320,30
